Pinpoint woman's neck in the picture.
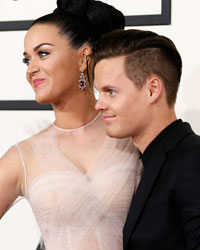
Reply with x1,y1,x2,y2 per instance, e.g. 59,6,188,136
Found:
52,92,98,130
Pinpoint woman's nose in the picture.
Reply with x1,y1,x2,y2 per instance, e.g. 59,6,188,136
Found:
27,59,40,76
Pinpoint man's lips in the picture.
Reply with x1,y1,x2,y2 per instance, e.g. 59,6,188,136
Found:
103,115,116,123
32,78,45,88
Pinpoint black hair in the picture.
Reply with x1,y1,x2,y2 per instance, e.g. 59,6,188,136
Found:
30,0,125,49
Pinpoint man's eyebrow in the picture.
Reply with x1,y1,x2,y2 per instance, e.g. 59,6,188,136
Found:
102,85,117,91
23,43,54,56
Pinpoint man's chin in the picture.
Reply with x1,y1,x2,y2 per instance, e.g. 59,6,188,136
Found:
106,129,127,139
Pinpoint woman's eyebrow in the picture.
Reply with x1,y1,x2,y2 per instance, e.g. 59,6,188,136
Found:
23,43,54,56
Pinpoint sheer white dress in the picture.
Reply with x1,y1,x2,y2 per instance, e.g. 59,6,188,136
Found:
15,112,142,250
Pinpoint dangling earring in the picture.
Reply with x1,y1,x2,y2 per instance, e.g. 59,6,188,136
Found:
78,69,87,91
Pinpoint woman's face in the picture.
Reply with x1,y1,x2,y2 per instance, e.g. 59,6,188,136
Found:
23,23,82,104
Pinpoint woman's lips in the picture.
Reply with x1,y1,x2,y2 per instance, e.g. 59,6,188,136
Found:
33,78,45,88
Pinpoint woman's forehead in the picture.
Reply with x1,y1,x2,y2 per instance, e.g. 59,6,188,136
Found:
24,23,70,49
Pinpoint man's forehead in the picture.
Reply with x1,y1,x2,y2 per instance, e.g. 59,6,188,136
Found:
95,57,125,78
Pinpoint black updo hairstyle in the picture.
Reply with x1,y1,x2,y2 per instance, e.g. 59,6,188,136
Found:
30,0,125,49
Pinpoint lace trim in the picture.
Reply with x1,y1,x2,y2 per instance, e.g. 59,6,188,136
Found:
52,112,101,132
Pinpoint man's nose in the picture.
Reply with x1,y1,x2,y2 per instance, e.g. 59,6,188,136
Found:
95,96,107,111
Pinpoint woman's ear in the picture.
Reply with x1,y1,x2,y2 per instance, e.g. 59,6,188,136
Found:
147,75,163,104
79,46,92,70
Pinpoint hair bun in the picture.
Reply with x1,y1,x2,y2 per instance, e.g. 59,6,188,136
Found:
55,0,89,17
86,1,125,40
53,0,125,44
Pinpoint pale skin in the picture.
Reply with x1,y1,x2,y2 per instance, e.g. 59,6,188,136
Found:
0,23,99,219
94,56,177,153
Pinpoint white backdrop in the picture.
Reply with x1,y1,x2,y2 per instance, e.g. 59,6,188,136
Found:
0,0,200,249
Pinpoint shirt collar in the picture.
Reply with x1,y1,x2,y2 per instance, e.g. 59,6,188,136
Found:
141,119,182,166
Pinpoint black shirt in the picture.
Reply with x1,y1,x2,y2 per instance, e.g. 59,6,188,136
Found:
141,119,182,167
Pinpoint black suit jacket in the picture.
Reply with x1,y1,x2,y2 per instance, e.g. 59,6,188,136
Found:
123,120,200,250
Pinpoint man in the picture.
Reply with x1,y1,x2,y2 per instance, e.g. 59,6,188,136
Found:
93,29,200,250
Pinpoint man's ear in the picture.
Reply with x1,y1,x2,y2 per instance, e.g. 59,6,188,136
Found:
147,75,163,104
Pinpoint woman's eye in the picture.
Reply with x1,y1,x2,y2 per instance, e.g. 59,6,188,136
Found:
38,51,50,58
22,58,30,66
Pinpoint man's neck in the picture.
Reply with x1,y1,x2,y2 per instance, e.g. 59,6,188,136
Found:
132,111,177,153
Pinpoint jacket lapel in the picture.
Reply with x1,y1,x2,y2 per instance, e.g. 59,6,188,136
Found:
123,153,166,249
123,121,194,250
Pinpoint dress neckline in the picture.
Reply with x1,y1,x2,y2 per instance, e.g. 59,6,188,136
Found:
52,112,101,132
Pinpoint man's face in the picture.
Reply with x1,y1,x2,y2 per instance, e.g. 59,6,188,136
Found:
95,56,150,140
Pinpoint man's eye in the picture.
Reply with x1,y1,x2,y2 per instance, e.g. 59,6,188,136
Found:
22,58,30,66
108,89,115,95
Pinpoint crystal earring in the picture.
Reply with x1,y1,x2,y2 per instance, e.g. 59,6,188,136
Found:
78,69,87,91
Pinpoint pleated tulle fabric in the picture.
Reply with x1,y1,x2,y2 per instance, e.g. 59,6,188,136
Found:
16,113,142,250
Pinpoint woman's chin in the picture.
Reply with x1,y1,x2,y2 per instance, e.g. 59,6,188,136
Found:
35,96,52,105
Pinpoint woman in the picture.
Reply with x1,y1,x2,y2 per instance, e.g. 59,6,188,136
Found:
0,1,142,250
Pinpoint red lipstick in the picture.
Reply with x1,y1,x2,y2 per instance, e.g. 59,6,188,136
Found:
33,78,45,88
